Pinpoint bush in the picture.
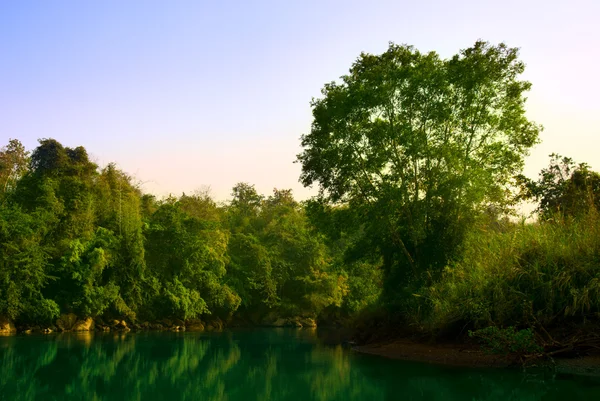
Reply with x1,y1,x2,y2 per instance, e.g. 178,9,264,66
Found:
469,326,543,355
23,298,60,325
420,210,600,333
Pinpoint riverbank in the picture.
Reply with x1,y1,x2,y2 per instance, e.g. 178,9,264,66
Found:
354,339,513,368
0,312,320,336
353,338,600,376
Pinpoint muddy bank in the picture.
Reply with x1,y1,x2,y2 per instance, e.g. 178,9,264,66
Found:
353,339,600,376
353,339,512,367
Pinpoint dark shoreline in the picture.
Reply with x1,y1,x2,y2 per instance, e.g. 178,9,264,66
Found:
352,338,600,377
353,339,512,368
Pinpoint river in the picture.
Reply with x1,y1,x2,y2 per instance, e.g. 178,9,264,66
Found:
1,328,599,400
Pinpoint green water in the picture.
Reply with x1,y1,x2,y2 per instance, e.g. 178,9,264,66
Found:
0,329,599,400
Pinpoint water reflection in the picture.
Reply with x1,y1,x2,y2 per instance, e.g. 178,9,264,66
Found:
0,329,599,400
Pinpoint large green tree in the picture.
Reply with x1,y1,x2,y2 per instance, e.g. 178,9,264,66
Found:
297,41,541,300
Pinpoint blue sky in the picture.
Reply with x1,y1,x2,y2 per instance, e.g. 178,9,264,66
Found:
1,0,599,203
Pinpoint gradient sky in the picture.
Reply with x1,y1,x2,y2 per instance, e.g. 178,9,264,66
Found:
1,0,599,204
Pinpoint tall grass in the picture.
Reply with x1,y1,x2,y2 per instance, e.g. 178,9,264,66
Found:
419,210,600,334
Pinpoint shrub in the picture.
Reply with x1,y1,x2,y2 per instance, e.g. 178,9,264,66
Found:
469,326,543,355
420,210,600,333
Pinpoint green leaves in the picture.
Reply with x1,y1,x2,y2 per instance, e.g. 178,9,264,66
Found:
161,279,209,320
56,229,119,317
0,136,406,325
298,41,541,297
0,203,49,320
225,187,343,318
469,326,543,356
0,139,29,198
144,197,235,320
518,154,600,219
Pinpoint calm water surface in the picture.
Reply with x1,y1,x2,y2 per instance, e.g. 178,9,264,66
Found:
1,329,599,400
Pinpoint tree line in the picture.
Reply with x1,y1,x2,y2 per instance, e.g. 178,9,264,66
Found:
2,40,599,353
0,138,379,327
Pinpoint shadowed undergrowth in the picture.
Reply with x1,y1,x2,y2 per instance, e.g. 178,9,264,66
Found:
415,210,600,356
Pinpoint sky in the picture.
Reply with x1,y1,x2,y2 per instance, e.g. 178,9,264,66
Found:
1,0,599,204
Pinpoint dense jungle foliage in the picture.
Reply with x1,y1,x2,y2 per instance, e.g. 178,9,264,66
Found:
0,138,380,327
2,41,599,353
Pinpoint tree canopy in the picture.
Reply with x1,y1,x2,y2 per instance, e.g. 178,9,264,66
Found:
518,154,600,219
298,41,541,299
0,139,372,327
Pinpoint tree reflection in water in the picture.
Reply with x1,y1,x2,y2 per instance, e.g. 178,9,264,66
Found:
1,329,599,400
